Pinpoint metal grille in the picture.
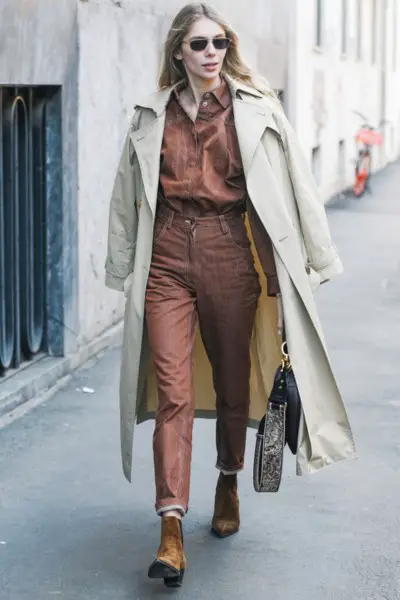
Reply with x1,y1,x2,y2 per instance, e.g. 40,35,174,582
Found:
0,87,48,374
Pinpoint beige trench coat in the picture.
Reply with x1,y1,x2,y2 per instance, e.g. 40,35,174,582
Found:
105,76,356,483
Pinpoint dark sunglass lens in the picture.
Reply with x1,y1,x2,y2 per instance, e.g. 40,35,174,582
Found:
213,38,230,50
190,39,208,51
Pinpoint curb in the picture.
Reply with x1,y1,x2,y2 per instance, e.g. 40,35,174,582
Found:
0,321,123,420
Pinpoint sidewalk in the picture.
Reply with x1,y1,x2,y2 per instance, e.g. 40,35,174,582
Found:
1,163,400,600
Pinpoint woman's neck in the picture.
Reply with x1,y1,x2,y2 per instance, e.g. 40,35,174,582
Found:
186,73,222,106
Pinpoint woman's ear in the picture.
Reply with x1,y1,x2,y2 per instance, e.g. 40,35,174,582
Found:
174,52,183,61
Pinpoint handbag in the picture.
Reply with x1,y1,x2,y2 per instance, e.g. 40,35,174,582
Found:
253,341,301,493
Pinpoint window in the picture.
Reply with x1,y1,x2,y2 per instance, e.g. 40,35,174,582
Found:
341,0,348,54
312,146,322,185
371,0,377,63
0,87,54,374
356,0,363,60
315,0,323,47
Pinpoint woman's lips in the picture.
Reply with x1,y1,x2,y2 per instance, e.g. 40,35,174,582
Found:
203,63,218,71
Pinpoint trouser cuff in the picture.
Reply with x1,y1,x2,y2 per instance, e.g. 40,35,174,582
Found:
216,462,244,475
156,503,187,517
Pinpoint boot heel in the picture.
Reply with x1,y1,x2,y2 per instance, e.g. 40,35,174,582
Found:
164,569,185,588
148,516,186,587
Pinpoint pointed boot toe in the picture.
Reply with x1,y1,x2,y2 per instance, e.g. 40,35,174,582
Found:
148,516,186,587
211,473,240,538
211,519,239,538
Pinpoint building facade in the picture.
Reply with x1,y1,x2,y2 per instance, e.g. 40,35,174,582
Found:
0,0,399,401
286,0,400,202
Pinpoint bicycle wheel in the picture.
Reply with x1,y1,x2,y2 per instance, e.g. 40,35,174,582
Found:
353,154,370,197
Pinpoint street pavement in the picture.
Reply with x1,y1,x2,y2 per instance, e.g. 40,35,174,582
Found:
1,164,400,600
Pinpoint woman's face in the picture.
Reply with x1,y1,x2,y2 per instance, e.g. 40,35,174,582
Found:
177,17,228,84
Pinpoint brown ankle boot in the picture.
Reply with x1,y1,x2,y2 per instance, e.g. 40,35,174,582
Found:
211,473,240,538
148,516,186,587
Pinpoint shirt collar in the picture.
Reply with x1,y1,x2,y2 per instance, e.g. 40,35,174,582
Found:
210,78,231,108
173,78,231,109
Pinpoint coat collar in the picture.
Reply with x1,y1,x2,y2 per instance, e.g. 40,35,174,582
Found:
134,75,266,117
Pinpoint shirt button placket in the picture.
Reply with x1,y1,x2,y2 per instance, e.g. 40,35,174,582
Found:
189,124,199,198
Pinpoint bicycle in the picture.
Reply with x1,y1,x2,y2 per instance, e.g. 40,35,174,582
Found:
352,111,384,197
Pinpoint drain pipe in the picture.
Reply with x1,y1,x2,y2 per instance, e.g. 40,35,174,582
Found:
285,0,298,126
380,0,388,166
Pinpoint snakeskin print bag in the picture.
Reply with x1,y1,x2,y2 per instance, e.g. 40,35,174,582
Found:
253,342,301,492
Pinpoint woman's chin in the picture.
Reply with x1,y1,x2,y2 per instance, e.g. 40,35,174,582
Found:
194,70,222,83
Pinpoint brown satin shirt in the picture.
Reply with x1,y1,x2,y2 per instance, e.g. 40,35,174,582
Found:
158,79,279,295
159,80,245,215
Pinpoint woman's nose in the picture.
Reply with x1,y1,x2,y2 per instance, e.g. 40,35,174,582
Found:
205,41,216,56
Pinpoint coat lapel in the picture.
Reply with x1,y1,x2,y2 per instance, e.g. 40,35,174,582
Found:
227,76,280,176
129,114,166,216
232,97,276,178
128,87,174,216
231,87,295,246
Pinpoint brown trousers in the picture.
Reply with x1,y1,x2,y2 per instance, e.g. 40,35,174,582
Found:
145,206,261,515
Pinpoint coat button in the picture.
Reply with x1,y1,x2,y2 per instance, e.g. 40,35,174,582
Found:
138,199,142,209
305,264,311,274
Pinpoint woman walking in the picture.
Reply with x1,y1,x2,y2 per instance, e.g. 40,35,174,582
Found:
105,2,355,588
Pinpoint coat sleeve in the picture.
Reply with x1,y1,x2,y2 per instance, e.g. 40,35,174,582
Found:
105,110,140,291
274,110,343,283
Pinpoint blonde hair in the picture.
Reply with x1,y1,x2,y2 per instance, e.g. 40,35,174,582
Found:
158,2,277,99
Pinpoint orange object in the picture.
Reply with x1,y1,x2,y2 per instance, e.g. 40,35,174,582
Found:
353,169,369,196
353,180,365,196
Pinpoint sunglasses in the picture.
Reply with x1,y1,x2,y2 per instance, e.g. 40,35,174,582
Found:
184,37,231,52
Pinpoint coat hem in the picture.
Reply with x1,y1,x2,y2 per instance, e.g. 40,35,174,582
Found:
296,449,358,476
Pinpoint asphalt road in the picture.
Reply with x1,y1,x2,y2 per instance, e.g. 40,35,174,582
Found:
1,164,400,599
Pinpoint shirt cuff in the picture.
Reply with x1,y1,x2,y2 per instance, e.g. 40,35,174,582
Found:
267,275,280,297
